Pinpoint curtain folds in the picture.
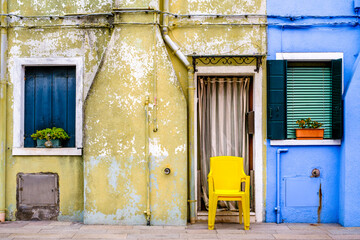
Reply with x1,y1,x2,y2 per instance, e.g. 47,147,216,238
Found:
198,76,250,211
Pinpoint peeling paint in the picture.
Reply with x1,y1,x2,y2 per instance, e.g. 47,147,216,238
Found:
108,158,121,191
4,0,265,225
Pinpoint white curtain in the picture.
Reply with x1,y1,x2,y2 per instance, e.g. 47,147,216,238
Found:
198,76,250,210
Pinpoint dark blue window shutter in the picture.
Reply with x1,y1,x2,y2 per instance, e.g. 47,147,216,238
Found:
24,68,37,147
24,67,76,147
65,67,76,147
331,59,343,139
267,60,287,139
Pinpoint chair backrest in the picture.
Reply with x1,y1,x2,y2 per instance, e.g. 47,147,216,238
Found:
210,156,246,191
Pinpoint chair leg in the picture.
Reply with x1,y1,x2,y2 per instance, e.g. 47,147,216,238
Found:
238,201,243,224
241,197,250,230
208,195,218,230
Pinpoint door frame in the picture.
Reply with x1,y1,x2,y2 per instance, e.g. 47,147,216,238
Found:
193,65,265,222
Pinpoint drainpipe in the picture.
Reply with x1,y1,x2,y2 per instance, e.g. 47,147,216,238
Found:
161,0,196,223
275,149,288,224
161,0,190,68
0,0,7,223
144,96,151,225
152,12,158,132
187,68,196,224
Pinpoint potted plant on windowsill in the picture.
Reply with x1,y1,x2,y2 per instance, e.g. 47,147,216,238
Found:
295,118,324,140
31,127,70,148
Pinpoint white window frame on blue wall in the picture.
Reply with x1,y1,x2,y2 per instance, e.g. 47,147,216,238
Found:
270,52,343,146
12,58,83,156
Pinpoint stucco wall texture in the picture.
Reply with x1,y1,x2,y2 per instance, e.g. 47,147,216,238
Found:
266,0,360,226
3,0,266,225
6,26,110,222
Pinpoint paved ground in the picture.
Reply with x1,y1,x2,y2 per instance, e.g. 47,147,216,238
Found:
0,221,360,240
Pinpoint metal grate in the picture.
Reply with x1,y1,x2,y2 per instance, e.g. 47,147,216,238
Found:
16,173,59,220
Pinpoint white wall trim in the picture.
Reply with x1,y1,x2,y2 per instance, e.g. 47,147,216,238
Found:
276,52,344,93
270,139,341,146
12,148,82,156
12,57,84,154
194,65,264,222
276,52,343,61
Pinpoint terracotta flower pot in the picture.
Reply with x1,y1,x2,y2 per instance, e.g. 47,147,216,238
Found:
296,128,324,140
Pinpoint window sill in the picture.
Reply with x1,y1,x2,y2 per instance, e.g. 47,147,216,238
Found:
270,139,341,146
12,148,82,156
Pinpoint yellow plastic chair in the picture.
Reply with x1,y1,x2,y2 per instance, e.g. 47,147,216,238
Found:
207,156,250,230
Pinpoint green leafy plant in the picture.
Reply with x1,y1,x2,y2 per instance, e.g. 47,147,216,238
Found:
31,127,70,141
296,118,323,129
296,119,306,128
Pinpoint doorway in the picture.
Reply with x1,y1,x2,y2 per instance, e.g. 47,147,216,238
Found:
196,75,254,221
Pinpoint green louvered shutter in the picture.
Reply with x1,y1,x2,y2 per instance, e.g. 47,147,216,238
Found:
332,59,343,139
286,65,332,139
267,60,287,139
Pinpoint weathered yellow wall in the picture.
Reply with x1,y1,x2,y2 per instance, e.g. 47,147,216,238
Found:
171,0,264,14
84,21,188,224
5,1,112,221
4,0,266,225
9,0,113,15
5,156,84,221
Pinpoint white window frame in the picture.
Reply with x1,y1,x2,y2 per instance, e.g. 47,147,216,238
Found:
271,52,343,146
12,58,83,156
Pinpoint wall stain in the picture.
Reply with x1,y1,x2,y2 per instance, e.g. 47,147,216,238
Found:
317,183,322,223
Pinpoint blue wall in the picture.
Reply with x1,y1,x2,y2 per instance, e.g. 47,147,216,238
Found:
266,144,340,223
340,57,360,226
267,0,360,226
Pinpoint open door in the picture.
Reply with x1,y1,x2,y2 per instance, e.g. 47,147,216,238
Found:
196,75,254,220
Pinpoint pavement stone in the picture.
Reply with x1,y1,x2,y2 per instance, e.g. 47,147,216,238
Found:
0,228,40,234
243,230,278,234
38,228,79,234
137,229,185,234
0,233,10,238
274,229,330,234
180,233,219,239
0,221,356,239
217,233,275,239
11,239,61,240
73,233,127,239
9,232,75,238
106,229,141,234
127,233,180,239
186,229,218,234
0,222,28,228
49,222,72,226
329,235,360,239
187,239,218,240
327,228,360,235
163,226,186,230
133,226,165,230
80,225,133,230
216,229,246,234
287,224,327,230
273,234,331,239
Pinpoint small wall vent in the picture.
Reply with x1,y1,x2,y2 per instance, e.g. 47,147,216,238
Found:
16,173,59,221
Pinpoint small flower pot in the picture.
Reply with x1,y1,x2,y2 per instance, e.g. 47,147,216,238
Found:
296,129,324,140
36,139,61,148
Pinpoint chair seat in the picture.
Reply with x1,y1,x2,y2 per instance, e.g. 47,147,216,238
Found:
214,190,246,196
